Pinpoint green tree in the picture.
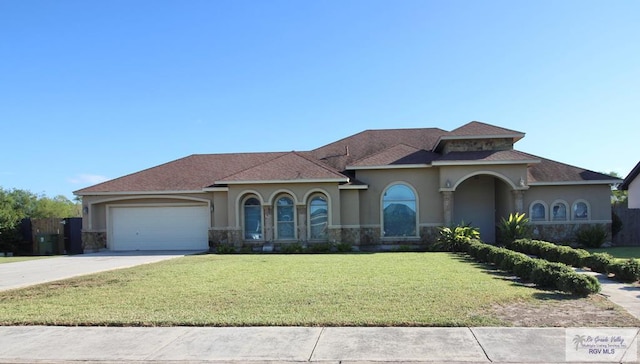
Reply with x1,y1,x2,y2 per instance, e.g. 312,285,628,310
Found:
606,171,627,204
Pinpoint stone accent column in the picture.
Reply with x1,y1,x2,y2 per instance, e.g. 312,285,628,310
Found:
297,205,307,241
263,206,273,241
512,190,524,213
442,191,454,226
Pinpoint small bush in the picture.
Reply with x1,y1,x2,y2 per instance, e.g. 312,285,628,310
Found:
575,225,608,248
608,259,640,283
558,248,591,268
334,242,353,253
216,244,236,254
530,262,573,289
436,223,480,252
585,252,615,274
280,243,305,254
512,257,542,282
558,273,601,296
306,243,332,253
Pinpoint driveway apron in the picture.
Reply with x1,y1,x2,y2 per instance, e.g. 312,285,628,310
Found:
0,251,200,291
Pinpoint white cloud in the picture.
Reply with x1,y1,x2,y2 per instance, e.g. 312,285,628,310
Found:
68,174,109,185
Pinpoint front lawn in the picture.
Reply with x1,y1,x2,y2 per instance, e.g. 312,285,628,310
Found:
586,247,640,260
0,253,635,327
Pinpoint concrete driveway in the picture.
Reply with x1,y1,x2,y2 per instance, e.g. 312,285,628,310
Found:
0,251,202,291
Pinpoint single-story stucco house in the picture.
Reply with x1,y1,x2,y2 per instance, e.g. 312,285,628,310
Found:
74,121,620,252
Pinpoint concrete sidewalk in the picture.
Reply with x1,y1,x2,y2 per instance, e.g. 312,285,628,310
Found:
0,326,638,363
0,251,201,291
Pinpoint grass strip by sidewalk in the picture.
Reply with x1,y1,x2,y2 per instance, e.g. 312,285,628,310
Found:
0,256,53,264
586,247,640,260
0,253,541,327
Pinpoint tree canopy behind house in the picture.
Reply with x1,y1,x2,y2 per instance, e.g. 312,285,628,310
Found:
0,187,80,230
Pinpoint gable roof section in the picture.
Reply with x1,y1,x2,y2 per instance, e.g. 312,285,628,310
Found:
216,151,348,184
311,128,448,171
527,155,621,185
432,150,540,166
348,144,439,169
434,121,525,151
74,153,288,194
620,161,640,190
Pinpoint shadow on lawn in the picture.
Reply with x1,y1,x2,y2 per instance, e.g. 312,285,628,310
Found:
449,253,581,301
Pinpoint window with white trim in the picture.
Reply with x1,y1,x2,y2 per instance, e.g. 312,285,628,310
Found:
243,197,263,240
308,195,328,240
382,184,417,237
551,201,568,221
276,196,295,240
530,201,547,221
573,200,590,220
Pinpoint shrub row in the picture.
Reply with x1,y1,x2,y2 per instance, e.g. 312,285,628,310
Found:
509,239,640,283
458,239,600,296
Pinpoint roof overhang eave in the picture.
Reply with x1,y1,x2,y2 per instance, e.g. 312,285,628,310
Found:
431,159,540,166
528,179,623,186
346,164,431,170
217,178,350,185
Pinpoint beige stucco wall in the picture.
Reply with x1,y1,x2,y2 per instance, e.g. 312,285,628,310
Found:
353,167,442,226
225,183,341,228
524,184,612,221
339,189,361,226
629,178,640,209
439,164,528,190
80,193,214,231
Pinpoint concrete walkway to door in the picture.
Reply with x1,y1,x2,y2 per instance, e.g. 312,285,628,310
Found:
0,251,202,292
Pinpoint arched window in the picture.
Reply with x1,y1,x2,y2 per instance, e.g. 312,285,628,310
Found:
573,200,590,220
551,200,568,221
243,197,263,240
382,184,417,237
529,201,547,221
276,196,295,240
308,195,328,240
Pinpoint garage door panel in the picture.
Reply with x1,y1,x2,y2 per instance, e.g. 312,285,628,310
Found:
110,206,209,251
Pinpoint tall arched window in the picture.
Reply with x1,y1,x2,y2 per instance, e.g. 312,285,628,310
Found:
243,197,262,240
308,195,328,240
382,184,417,237
276,196,295,240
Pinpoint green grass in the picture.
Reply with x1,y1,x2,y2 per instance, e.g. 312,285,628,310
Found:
586,247,640,260
0,256,53,264
0,253,542,327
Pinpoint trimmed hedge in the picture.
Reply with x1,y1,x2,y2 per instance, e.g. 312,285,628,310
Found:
508,239,640,283
458,239,600,296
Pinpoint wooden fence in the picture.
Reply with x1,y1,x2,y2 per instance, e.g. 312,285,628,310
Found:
613,202,640,246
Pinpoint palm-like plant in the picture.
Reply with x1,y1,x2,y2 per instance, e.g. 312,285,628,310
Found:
497,212,532,246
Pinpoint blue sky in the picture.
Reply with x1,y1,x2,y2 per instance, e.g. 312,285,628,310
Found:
1,0,638,199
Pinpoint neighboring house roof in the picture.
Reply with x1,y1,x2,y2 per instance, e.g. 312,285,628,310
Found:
348,144,440,169
620,161,640,190
527,155,620,185
216,151,348,184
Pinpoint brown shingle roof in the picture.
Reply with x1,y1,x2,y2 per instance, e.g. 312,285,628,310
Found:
74,153,288,193
448,121,525,138
433,150,540,164
349,144,440,167
217,152,348,183
527,155,620,184
311,128,447,171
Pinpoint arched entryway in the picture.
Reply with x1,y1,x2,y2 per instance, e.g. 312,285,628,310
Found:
451,173,520,243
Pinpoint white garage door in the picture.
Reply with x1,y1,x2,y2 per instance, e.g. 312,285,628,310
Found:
110,205,209,251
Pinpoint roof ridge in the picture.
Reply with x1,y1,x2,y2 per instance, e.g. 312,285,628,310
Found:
521,151,619,180
290,151,348,177
214,152,287,181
